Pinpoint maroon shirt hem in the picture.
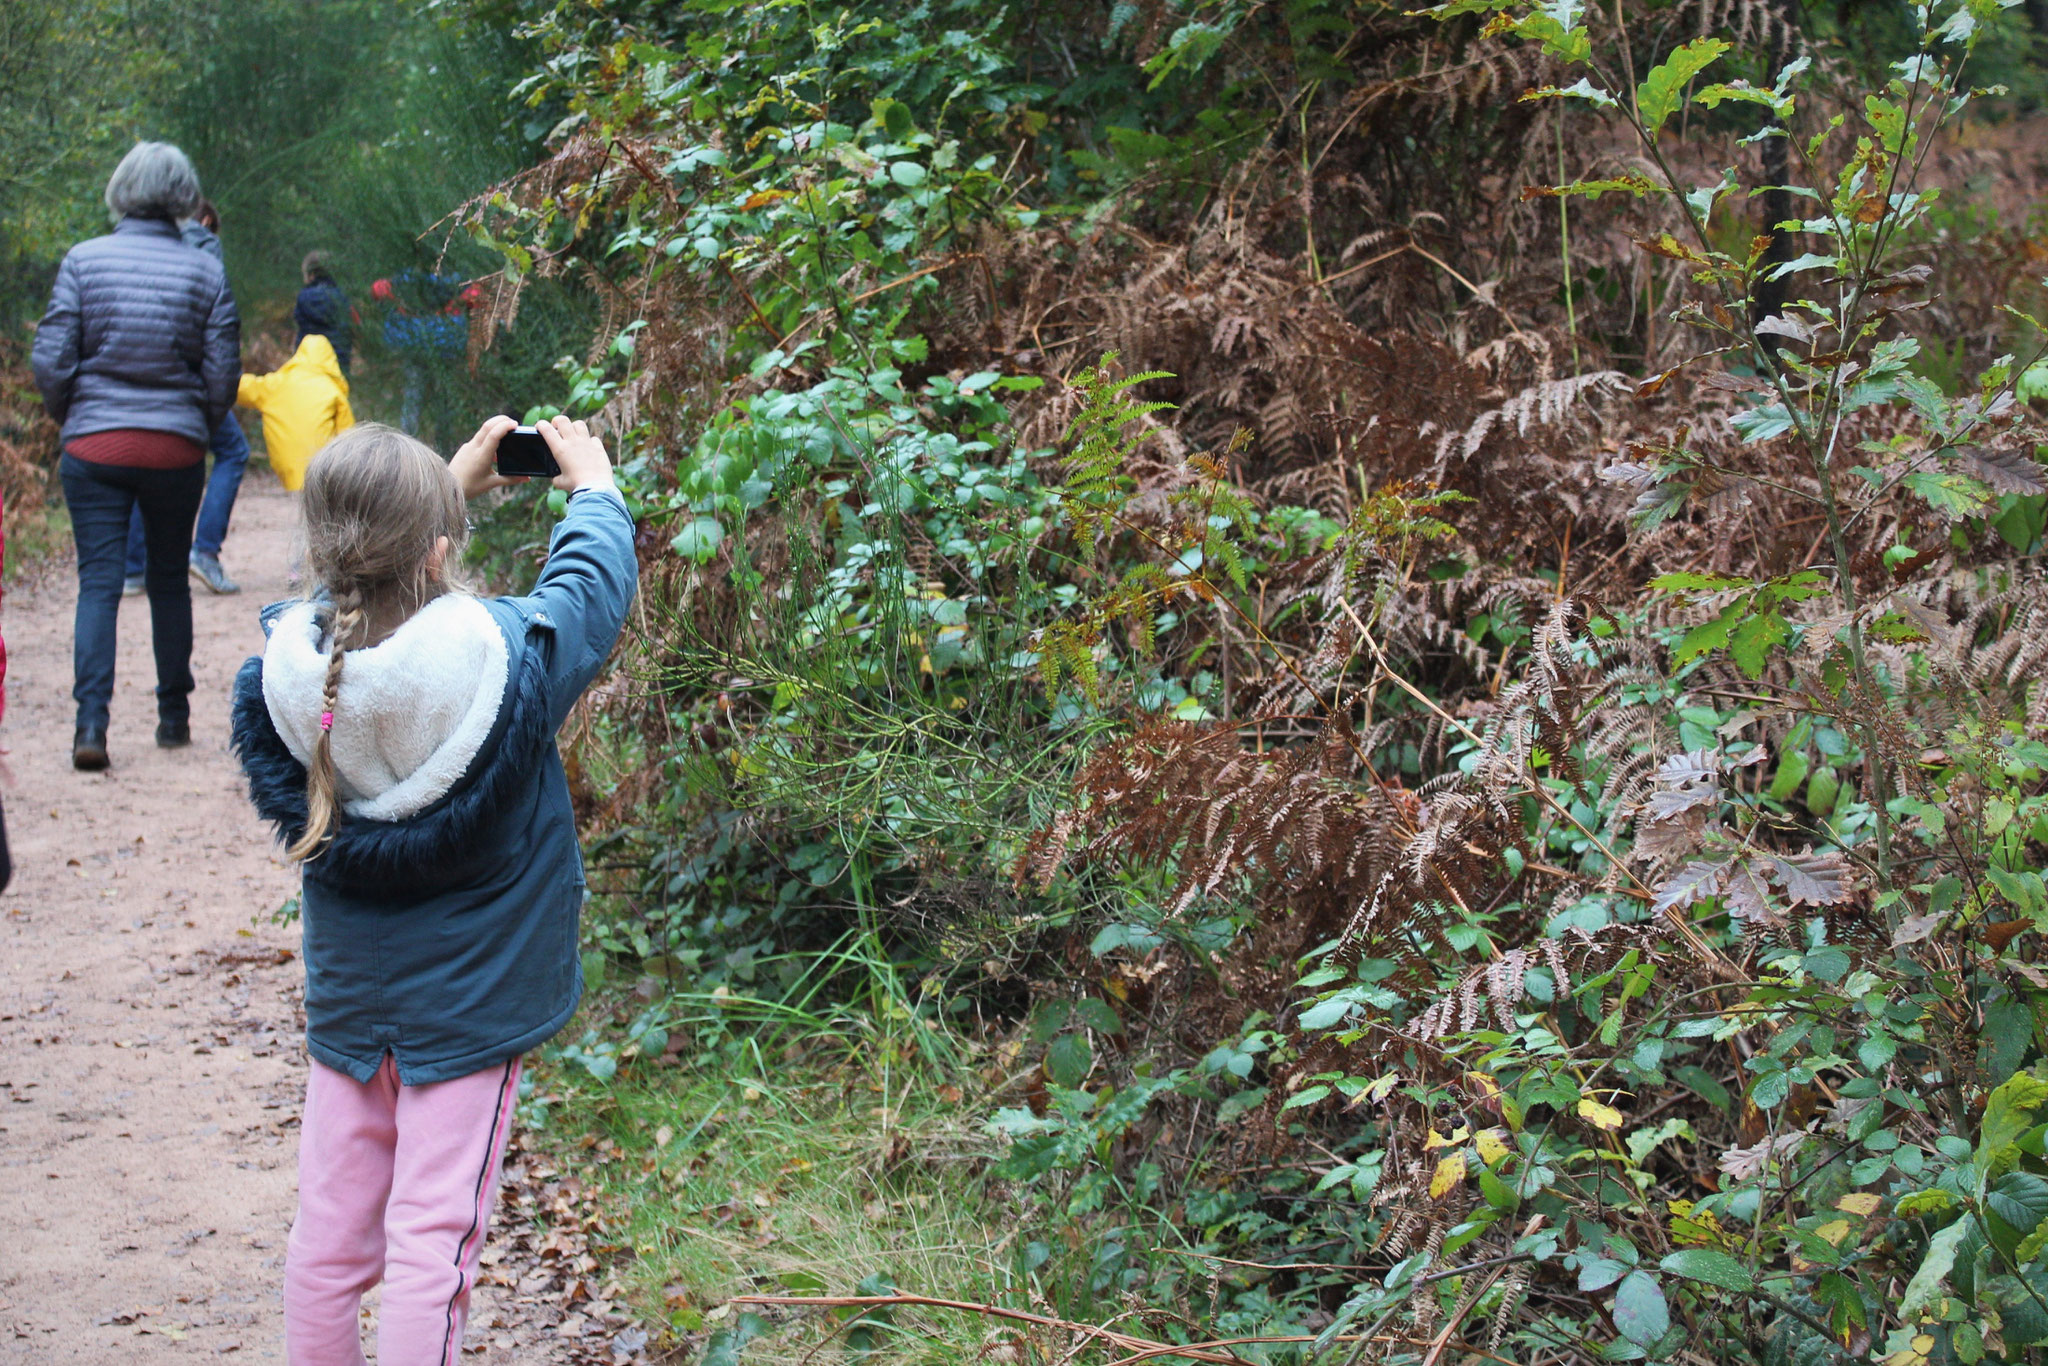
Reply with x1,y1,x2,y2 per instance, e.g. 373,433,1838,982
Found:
65,428,205,470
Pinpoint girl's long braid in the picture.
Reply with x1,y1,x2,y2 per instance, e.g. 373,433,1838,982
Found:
282,421,468,864
286,584,364,861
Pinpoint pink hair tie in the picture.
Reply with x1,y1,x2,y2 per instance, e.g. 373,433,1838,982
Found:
320,710,335,732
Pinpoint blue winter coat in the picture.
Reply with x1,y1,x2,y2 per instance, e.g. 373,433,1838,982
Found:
31,215,242,448
230,489,639,1084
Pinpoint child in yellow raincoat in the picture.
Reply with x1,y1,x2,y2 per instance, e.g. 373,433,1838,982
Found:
237,334,353,490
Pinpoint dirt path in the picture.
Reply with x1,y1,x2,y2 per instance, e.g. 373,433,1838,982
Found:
1,474,305,1358
0,476,599,1362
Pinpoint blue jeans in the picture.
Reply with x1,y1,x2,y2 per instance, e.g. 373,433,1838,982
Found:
124,412,248,574
62,453,206,731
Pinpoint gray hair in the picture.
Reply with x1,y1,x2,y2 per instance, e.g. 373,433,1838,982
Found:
104,142,203,220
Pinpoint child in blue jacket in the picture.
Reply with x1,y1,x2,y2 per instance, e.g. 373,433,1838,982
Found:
230,414,637,1365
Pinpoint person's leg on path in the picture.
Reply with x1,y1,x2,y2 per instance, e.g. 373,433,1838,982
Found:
285,1057,398,1366
134,462,206,729
59,454,137,734
192,413,249,559
124,506,147,582
376,1057,521,1366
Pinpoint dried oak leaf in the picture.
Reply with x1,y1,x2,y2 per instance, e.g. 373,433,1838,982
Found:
1893,912,1943,946
1754,313,1817,344
1721,861,1783,928
1718,1131,1808,1181
1643,750,1724,824
1633,807,1709,863
1767,848,1852,906
1653,857,1728,915
1958,445,2048,497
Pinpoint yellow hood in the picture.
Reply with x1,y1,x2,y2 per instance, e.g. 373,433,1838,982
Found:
236,333,355,490
283,333,349,393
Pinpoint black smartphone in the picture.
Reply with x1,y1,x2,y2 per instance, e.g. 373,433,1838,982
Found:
495,425,561,479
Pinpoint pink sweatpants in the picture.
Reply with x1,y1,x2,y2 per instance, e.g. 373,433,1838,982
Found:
284,1054,521,1366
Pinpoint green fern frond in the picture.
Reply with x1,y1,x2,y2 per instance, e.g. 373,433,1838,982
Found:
1070,640,1101,703
1207,532,1248,593
1108,562,1174,656
1038,620,1105,703
1339,483,1471,579
1041,633,1065,702
1171,432,1256,593
1058,352,1178,552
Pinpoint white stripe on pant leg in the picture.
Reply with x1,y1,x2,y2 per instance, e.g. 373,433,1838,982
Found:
438,1059,517,1366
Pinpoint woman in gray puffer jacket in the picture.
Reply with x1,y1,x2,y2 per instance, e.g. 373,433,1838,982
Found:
32,142,241,771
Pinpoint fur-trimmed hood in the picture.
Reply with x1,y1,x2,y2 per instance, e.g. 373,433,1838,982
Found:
232,598,555,899
262,594,509,822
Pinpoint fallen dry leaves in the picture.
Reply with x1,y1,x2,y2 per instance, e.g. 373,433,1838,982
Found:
472,1129,655,1363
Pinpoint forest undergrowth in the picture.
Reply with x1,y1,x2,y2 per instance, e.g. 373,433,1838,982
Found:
13,0,2048,1360
466,0,2048,1356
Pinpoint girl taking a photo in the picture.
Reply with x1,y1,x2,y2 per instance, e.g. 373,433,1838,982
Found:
232,414,637,1365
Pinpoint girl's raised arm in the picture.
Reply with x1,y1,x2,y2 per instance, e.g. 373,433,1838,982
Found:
519,417,637,726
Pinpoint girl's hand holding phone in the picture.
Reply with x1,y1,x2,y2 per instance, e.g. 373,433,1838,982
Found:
449,415,522,501
534,415,614,493
450,414,614,501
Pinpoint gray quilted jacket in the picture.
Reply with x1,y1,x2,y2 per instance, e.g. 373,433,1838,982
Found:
31,216,241,449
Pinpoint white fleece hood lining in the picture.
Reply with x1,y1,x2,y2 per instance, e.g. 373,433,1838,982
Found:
262,595,510,822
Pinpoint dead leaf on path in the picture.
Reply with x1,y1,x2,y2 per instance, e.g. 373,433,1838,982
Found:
208,946,295,968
